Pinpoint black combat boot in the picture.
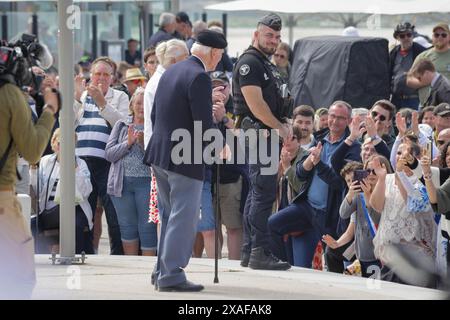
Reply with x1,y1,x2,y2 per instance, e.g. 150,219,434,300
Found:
248,247,291,270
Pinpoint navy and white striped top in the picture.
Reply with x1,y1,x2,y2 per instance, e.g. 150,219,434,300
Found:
76,96,112,159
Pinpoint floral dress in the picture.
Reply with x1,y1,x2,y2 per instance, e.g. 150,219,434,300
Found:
373,174,436,265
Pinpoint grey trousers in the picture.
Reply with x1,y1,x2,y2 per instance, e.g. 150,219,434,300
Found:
152,165,203,288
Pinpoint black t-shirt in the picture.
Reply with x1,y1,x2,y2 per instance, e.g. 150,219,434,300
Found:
233,47,279,116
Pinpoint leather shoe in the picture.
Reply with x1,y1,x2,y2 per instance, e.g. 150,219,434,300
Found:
248,247,291,270
151,272,156,285
158,280,204,292
240,251,250,267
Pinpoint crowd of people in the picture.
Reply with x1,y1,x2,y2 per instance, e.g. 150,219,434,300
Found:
3,10,450,295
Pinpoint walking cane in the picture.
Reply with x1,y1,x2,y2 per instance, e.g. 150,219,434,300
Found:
214,161,221,284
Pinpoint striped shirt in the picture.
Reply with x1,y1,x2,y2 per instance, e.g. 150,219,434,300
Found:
76,95,111,159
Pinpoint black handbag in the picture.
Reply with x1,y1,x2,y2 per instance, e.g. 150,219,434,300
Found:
39,205,60,230
38,157,60,231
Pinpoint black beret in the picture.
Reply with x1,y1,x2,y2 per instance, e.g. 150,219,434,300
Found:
196,30,227,49
258,13,282,31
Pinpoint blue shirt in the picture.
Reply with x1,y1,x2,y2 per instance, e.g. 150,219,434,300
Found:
307,133,345,210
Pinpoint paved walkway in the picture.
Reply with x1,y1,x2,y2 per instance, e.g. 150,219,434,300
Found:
32,255,445,300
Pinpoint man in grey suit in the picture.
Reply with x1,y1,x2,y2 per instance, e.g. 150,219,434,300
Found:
144,30,227,292
409,58,450,107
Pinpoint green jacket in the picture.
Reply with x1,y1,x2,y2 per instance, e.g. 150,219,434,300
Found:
0,83,55,188
285,147,309,202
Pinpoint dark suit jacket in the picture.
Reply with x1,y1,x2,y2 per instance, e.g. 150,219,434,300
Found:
144,56,213,181
426,74,450,107
148,29,175,48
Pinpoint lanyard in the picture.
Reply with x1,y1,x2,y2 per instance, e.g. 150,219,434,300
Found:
359,193,377,238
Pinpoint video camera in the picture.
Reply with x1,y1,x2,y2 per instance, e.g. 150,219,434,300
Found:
0,33,53,89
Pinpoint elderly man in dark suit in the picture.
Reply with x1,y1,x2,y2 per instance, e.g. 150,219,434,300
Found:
144,30,227,292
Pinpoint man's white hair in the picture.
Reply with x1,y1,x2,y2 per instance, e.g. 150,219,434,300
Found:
159,12,176,28
191,43,212,55
192,20,207,37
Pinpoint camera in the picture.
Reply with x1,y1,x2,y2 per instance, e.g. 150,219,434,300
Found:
0,33,53,89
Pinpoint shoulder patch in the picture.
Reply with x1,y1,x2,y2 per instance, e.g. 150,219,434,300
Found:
239,64,250,76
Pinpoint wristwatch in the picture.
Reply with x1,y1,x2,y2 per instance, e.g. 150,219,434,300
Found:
370,134,381,142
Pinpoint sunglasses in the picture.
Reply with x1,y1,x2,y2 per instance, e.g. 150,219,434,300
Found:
131,79,143,85
437,139,446,146
399,33,412,39
274,53,286,59
366,168,376,176
371,111,387,122
434,32,448,38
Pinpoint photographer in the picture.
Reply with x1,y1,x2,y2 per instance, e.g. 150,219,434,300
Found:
0,69,59,298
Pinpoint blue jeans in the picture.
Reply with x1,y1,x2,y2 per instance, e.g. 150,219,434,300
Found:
268,200,327,268
82,156,123,255
197,180,216,232
111,176,157,251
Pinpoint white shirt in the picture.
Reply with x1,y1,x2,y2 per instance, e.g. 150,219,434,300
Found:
144,64,166,149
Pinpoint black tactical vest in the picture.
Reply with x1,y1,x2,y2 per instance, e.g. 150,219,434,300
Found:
232,46,289,120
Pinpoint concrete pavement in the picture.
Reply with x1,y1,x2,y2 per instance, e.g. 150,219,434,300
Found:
32,254,445,300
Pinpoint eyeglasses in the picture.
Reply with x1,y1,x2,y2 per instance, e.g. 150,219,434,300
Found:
437,139,446,146
146,60,157,65
371,111,387,122
274,53,286,59
399,33,412,39
434,32,448,38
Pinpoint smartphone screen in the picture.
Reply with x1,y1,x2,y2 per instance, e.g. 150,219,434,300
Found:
427,141,433,159
353,169,369,183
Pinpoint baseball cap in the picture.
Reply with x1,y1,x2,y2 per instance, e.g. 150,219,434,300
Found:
434,103,450,117
433,23,450,34
210,71,229,84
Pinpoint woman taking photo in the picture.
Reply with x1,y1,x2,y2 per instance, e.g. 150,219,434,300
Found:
370,142,436,286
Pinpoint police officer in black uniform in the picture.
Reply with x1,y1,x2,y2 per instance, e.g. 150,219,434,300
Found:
233,13,292,270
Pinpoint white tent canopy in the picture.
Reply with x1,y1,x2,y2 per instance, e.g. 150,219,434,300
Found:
205,0,450,15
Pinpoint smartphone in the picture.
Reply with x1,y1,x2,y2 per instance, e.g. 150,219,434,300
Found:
353,169,369,183
405,116,412,130
426,140,433,159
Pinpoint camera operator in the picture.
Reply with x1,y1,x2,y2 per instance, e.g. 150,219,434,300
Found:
0,36,60,298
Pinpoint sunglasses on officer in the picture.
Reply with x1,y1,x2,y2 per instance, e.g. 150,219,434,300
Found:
398,33,413,39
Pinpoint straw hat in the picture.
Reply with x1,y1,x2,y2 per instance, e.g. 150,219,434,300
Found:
123,68,146,82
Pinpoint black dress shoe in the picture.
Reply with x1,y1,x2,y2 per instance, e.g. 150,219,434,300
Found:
151,272,156,285
248,247,291,270
158,280,204,292
240,251,250,267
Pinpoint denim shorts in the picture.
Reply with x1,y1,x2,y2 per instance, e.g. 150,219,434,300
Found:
111,176,158,250
197,181,216,232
